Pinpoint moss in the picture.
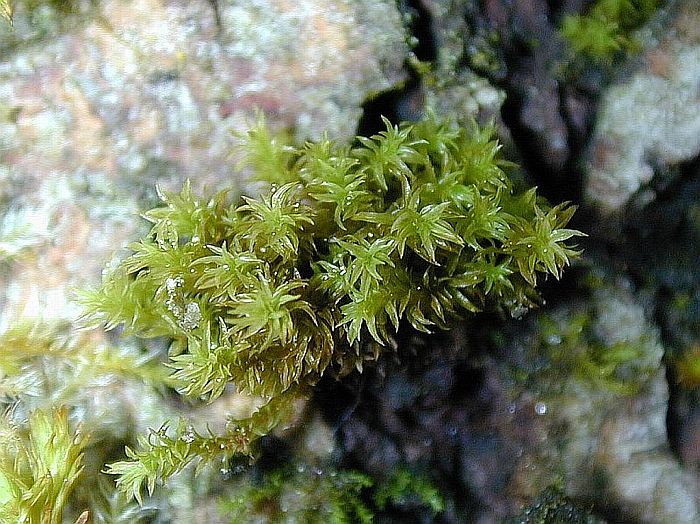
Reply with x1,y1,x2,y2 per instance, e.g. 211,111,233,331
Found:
560,0,662,64
221,463,373,524
0,0,10,24
0,319,176,521
220,462,444,523
80,114,583,501
0,407,88,524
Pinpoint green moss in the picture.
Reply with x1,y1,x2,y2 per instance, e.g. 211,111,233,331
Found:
81,114,583,501
219,462,444,523
0,319,186,521
221,463,373,524
560,0,662,63
0,407,88,524
374,467,444,515
0,0,10,24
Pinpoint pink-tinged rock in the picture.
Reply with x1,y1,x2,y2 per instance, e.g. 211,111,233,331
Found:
0,0,408,327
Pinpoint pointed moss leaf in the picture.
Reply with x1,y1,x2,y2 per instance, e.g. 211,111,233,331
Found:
0,0,11,25
391,190,463,264
236,182,314,260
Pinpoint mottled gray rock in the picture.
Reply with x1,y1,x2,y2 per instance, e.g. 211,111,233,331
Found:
421,0,506,125
218,0,408,141
585,0,700,213
508,278,700,523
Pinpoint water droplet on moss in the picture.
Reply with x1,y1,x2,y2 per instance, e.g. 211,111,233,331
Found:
165,277,182,292
180,302,202,331
546,333,562,345
181,426,195,443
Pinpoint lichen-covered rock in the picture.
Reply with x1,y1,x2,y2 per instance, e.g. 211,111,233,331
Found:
421,0,505,126
505,276,700,523
584,0,700,213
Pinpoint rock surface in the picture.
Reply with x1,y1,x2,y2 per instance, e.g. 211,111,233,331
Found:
503,276,700,523
584,0,700,213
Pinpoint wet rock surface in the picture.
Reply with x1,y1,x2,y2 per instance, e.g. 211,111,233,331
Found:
458,0,595,201
326,270,699,522
502,277,699,524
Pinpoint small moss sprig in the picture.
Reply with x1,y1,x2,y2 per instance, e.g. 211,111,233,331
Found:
105,392,296,504
81,115,583,501
221,464,374,524
220,462,443,523
0,407,88,524
561,0,661,63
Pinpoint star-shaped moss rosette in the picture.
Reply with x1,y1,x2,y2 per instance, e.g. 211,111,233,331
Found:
80,115,584,501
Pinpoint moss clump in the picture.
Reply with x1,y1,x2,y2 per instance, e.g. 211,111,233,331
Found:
220,462,443,524
560,0,662,63
80,114,583,501
0,407,88,524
